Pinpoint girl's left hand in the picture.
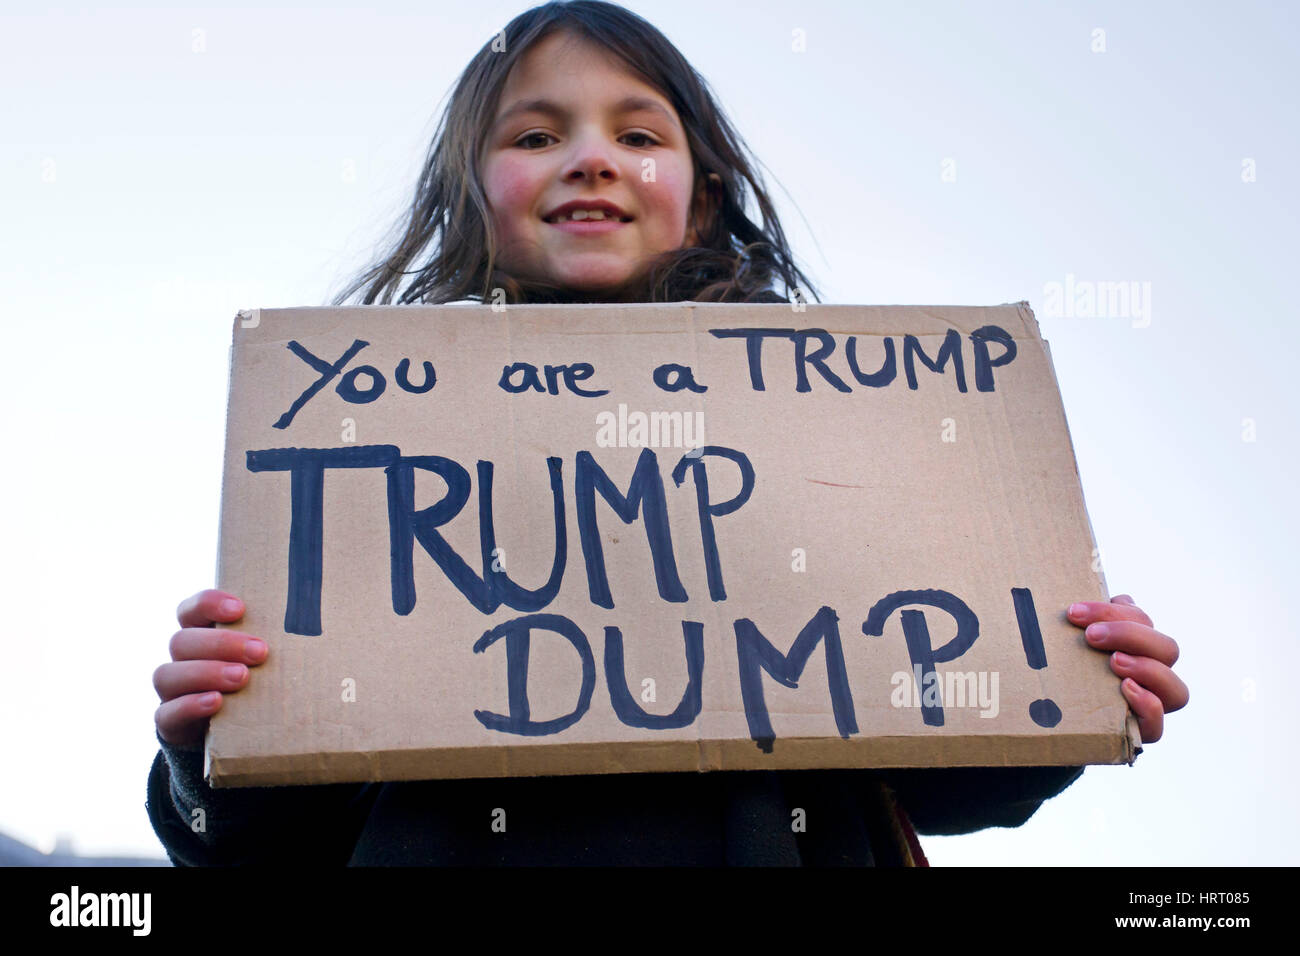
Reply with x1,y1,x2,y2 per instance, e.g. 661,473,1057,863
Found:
1067,594,1188,743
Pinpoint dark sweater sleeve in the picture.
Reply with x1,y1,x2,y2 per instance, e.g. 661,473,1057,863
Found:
145,734,376,866
880,765,1086,836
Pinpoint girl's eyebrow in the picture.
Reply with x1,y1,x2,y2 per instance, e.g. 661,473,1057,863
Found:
493,94,676,130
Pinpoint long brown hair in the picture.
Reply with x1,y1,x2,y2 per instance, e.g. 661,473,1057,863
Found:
330,1,819,306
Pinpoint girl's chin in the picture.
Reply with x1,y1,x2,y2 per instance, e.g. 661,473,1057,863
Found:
555,264,639,287
551,268,650,299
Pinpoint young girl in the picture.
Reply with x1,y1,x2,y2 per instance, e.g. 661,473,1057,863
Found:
148,0,1187,866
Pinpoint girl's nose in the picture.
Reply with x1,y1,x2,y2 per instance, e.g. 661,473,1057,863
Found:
562,131,620,182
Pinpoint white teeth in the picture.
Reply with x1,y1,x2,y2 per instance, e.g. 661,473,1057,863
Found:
551,208,620,222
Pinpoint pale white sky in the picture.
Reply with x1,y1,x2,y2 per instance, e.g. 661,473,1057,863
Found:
1,0,1295,864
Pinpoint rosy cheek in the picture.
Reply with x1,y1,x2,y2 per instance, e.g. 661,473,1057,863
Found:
485,155,544,237
637,168,692,233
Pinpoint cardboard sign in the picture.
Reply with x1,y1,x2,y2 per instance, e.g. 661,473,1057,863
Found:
206,302,1141,787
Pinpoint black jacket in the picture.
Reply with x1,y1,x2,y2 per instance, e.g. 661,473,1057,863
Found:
146,736,1084,866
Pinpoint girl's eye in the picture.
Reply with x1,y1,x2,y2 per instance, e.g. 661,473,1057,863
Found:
621,131,658,148
514,131,659,149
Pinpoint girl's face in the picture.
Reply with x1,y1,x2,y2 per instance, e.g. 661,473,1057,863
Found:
480,30,710,293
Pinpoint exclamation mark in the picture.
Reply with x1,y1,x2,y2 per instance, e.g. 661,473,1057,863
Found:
1012,587,1062,727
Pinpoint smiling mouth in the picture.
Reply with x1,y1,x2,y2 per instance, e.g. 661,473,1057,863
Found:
543,217,631,234
542,210,634,224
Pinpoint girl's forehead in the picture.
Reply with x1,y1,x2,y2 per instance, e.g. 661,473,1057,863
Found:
501,31,664,106
519,29,622,70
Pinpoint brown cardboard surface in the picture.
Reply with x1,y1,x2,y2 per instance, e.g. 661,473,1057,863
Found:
206,302,1141,787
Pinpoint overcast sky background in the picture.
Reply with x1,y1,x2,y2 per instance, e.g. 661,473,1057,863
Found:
2,0,1296,865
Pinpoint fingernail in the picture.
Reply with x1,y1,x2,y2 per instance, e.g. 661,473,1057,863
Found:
223,664,247,682
1086,623,1109,642
1069,603,1087,617
200,692,221,708
245,638,267,660
220,598,242,617
1113,651,1134,667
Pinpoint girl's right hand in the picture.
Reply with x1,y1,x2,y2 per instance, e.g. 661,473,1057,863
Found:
153,589,268,747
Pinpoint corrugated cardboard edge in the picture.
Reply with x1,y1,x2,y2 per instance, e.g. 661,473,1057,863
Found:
209,721,1139,788
1016,301,1109,589
1015,300,1141,767
203,310,255,783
